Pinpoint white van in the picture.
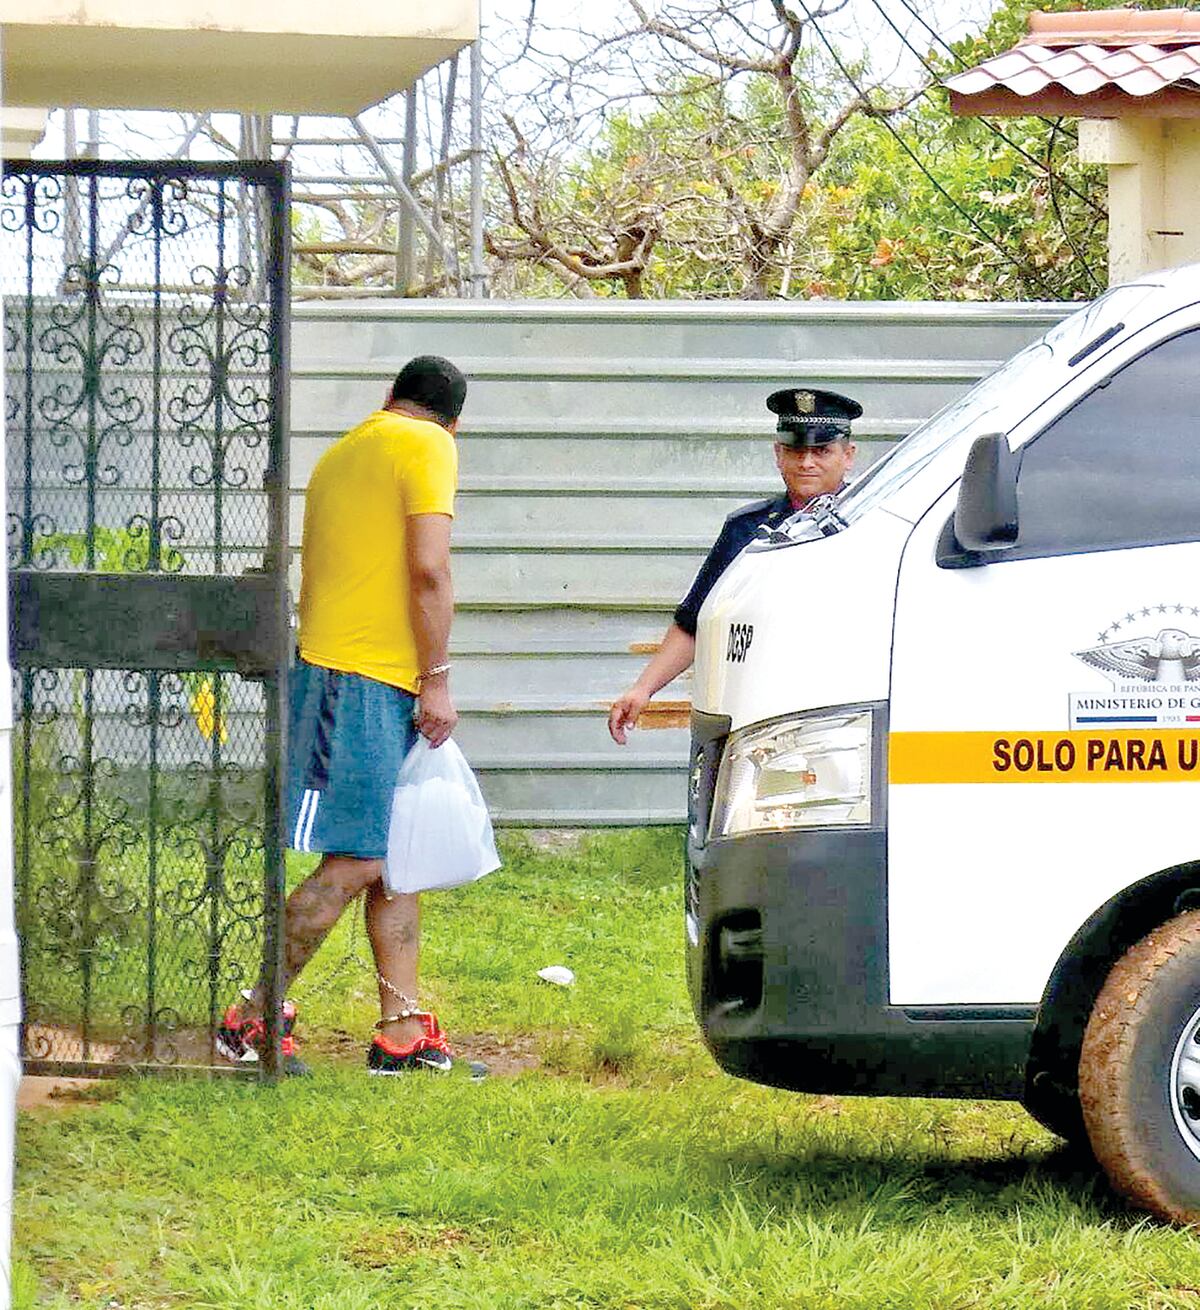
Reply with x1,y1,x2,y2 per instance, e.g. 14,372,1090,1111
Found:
687,266,1200,1223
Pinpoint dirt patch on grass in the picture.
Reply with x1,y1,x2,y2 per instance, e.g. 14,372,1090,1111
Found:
344,1225,480,1268
455,1031,540,1077
306,1027,364,1060
23,1020,232,1067
18,1075,117,1112
524,829,588,852
24,1022,122,1064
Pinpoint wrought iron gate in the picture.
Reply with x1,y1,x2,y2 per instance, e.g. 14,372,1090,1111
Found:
2,161,291,1079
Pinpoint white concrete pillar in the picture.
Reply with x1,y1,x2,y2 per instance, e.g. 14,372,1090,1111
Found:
1078,118,1168,283
1161,120,1200,274
0,606,16,1310
0,1023,15,1310
0,339,15,1310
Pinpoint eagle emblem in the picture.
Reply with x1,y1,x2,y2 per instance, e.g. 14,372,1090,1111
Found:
794,390,815,414
1074,628,1200,684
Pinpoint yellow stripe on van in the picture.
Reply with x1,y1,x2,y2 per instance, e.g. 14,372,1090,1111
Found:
889,730,1200,784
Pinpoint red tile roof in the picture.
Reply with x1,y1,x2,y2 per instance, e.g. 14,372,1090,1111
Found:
1026,10,1200,47
945,8,1200,118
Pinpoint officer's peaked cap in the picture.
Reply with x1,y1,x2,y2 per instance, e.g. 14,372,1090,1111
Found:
767,387,862,446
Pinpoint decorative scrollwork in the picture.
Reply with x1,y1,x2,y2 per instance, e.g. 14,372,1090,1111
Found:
36,258,146,492
159,178,190,238
29,514,63,570
1,172,62,236
6,162,283,1073
20,1009,55,1061
4,316,19,425
0,173,27,233
29,668,61,724
122,175,179,243
116,1003,183,1064
120,670,185,730
168,259,271,503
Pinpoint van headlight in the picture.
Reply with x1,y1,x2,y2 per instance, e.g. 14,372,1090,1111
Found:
708,709,873,838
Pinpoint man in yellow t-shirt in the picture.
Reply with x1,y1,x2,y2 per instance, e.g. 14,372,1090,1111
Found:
218,356,480,1077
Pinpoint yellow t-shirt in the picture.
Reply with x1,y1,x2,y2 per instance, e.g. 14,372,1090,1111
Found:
298,410,457,692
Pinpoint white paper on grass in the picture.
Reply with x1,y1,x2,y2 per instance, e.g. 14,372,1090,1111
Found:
384,736,501,895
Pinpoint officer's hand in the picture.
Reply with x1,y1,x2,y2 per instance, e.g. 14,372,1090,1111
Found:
416,680,458,748
608,687,649,746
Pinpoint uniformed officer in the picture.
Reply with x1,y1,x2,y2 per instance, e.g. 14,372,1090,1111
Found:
607,388,861,744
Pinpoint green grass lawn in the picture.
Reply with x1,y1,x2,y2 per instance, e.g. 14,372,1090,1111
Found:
15,830,1200,1310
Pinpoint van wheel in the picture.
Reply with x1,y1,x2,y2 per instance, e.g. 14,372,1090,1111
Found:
1079,910,1200,1222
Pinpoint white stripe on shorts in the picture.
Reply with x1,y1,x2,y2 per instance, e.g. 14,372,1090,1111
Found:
294,788,315,851
302,790,320,852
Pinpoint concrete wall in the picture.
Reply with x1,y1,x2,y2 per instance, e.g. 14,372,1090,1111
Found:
291,299,1069,826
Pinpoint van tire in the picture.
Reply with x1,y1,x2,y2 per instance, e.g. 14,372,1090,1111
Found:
1079,910,1200,1223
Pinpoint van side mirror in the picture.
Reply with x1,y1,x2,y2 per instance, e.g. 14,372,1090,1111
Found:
937,433,1019,568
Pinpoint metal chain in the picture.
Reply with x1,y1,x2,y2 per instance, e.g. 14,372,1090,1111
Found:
294,897,423,1020
376,971,421,1017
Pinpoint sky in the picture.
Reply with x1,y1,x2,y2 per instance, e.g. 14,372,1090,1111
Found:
482,0,998,84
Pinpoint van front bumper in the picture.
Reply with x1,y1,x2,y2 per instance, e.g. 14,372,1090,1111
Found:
686,712,1031,1100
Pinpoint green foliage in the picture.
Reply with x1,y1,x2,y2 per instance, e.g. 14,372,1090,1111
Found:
815,0,1178,302
807,106,1105,301
16,829,1200,1308
39,525,183,573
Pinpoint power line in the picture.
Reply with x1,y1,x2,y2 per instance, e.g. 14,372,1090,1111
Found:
793,0,1064,298
866,0,1106,220
890,0,971,68
1046,116,1103,292
889,0,1079,144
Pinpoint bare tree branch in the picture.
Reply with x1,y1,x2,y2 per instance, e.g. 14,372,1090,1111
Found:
628,0,775,75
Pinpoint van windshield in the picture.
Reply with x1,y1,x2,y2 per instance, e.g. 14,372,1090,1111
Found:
831,337,1052,526
830,285,1157,530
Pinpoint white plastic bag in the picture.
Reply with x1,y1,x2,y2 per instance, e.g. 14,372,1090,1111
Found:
383,736,501,895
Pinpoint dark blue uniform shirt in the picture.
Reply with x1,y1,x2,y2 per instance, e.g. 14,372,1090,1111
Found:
673,494,792,637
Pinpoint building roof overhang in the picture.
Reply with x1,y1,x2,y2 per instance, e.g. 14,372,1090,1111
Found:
946,8,1200,120
1,1,479,114
947,81,1200,120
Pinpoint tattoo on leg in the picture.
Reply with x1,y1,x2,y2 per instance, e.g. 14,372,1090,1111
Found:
281,877,350,987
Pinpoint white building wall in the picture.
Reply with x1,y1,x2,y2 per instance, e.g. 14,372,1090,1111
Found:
1,0,478,113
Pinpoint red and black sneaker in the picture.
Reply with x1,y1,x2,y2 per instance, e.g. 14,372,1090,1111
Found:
217,993,309,1076
367,1012,488,1077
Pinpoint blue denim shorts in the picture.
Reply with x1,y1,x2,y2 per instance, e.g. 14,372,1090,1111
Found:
286,659,417,860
